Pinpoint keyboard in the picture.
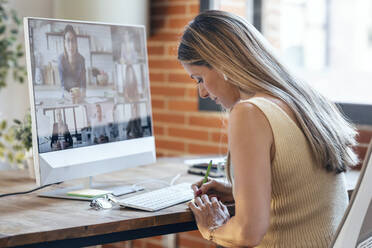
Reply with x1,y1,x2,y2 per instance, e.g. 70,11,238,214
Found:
119,183,194,211
357,236,372,248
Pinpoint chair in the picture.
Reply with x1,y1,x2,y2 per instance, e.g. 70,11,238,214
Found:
329,140,372,248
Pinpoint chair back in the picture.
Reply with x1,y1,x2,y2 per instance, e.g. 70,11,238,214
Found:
330,141,372,248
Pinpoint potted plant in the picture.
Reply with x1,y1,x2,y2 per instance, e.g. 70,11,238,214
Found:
0,113,34,176
0,0,26,89
0,0,30,174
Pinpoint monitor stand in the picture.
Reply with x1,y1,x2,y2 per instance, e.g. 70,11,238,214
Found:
38,176,144,201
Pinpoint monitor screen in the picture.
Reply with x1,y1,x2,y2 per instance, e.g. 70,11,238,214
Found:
27,18,152,153
24,17,156,187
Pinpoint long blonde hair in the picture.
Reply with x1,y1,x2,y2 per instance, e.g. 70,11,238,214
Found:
178,10,358,179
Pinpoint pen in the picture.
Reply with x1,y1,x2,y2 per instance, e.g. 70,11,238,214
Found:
194,160,213,197
202,160,213,184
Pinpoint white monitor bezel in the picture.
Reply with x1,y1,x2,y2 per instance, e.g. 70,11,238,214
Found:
24,17,156,186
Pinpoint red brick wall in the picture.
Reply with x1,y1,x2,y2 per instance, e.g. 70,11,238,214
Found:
149,0,228,158
103,1,372,247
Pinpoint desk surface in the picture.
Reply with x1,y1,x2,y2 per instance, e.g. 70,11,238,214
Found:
0,158,360,247
0,159,204,247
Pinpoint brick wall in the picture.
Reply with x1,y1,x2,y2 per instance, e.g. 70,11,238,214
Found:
149,0,228,158
103,0,372,247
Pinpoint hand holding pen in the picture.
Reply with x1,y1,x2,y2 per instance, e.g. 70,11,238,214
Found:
191,160,212,197
191,160,234,203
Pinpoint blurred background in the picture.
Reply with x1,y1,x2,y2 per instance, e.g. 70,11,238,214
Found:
0,0,371,247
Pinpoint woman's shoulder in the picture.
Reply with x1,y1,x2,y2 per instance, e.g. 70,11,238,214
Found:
236,93,300,129
229,95,274,159
231,93,273,119
229,98,272,137
231,99,262,119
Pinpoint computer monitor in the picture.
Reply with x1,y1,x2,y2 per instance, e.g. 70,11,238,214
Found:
24,17,156,199
329,140,372,248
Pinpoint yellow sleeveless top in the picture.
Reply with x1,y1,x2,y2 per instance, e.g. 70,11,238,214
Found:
232,97,348,248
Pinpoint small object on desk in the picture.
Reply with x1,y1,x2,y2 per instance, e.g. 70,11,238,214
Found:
187,161,225,178
67,188,112,198
90,193,119,210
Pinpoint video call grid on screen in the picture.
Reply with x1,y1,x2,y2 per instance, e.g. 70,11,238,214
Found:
26,18,153,154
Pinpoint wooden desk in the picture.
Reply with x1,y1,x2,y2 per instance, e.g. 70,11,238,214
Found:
0,159,203,248
0,158,360,248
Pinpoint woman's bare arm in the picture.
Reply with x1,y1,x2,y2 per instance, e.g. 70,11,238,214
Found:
208,101,273,247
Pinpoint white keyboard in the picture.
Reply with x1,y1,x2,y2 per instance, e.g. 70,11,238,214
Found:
119,183,194,211
358,236,372,248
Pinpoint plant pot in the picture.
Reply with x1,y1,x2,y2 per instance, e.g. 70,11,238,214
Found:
25,149,36,179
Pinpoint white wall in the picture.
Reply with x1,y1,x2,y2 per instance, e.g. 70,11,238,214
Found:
0,0,53,170
53,0,149,33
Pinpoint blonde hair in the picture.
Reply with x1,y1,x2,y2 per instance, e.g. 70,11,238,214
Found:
178,10,358,180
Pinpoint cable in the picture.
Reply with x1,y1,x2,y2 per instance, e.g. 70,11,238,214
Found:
132,174,182,189
0,182,62,198
170,173,181,186
0,172,183,198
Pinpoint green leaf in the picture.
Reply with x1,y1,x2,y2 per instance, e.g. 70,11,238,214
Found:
0,120,7,130
0,2,23,90
11,10,20,25
15,152,25,162
12,144,23,151
4,133,14,143
7,152,14,163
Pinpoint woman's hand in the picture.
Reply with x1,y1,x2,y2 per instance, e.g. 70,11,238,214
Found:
191,178,234,203
188,195,230,240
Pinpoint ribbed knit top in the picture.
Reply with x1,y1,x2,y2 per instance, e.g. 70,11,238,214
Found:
231,97,348,248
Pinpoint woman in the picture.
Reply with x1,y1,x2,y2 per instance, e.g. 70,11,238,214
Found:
51,109,73,150
91,104,110,144
178,11,358,247
58,24,86,100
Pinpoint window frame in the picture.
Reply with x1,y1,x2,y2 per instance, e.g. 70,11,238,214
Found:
198,0,372,125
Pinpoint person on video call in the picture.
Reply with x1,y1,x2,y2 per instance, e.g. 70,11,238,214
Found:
58,24,86,102
179,11,359,247
126,104,143,139
51,109,73,150
124,65,141,101
91,104,110,144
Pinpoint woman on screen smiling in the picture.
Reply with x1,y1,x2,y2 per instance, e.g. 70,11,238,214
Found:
179,10,359,247
58,24,86,101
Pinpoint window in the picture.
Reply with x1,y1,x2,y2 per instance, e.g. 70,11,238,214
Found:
199,0,372,125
